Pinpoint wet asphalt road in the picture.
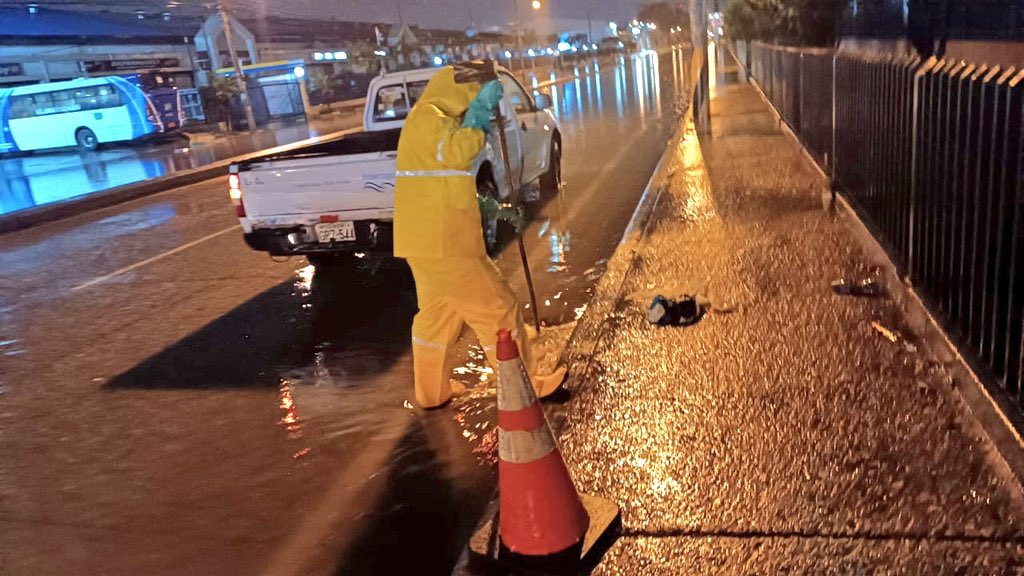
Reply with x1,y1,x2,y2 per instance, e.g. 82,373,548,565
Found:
0,47,691,575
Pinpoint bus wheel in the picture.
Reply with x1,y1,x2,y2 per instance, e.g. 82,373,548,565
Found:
75,128,98,151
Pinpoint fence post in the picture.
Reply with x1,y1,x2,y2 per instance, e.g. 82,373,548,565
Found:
909,58,938,282
831,50,838,202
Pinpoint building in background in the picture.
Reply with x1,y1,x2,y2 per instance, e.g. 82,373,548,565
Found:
0,4,611,129
0,6,199,88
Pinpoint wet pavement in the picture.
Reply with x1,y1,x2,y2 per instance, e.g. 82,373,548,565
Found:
0,47,691,575
548,47,1024,573
0,110,363,217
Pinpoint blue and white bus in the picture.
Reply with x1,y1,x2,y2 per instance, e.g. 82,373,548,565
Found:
0,77,162,154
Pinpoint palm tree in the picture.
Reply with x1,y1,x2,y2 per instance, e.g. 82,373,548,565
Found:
205,75,241,130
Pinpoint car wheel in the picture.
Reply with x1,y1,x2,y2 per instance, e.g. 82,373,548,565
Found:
75,128,98,152
539,138,562,198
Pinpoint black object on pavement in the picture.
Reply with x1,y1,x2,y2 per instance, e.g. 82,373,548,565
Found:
831,278,883,298
647,295,703,327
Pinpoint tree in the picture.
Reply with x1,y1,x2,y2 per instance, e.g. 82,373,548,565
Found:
724,0,760,40
199,74,241,130
639,1,691,30
724,0,844,46
793,0,846,46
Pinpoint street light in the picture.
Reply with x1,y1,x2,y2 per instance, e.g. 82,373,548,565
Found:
511,0,542,79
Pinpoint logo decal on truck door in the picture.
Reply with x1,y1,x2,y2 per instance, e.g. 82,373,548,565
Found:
363,181,395,193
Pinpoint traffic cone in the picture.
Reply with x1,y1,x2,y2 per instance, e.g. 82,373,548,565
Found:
465,329,620,574
495,328,589,557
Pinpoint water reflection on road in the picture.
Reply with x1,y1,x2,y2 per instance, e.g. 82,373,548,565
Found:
0,113,361,216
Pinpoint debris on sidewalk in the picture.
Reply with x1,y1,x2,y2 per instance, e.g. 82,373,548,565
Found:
629,282,737,318
832,277,884,297
870,321,899,343
647,294,703,326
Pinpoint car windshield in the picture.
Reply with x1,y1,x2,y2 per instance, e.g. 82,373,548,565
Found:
371,80,428,123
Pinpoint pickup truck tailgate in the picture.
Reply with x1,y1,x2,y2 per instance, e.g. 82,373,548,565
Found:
236,129,401,221
239,153,396,218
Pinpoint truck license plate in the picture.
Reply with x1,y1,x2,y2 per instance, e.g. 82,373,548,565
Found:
315,221,356,243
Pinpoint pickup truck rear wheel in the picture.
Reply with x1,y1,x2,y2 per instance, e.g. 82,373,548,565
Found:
539,138,562,198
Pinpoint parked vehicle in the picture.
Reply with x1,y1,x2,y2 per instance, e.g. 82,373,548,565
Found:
229,65,562,265
148,87,186,131
0,77,162,154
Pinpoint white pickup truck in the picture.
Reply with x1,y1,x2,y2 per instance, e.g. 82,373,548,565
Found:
228,65,562,266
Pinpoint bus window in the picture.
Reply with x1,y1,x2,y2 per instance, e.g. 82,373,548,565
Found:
9,87,123,119
79,86,122,111
9,95,35,119
47,90,82,115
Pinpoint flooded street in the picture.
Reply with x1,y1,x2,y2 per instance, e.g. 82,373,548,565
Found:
0,48,691,575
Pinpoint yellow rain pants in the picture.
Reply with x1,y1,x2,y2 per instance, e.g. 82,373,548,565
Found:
406,257,534,408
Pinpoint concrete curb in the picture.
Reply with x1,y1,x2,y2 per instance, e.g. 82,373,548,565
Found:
555,47,695,388
0,124,364,236
555,95,693,416
739,52,1024,490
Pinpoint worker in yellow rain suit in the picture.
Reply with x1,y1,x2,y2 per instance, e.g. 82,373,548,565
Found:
394,65,566,409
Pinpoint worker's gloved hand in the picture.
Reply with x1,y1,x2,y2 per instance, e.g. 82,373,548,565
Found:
462,80,504,134
475,80,504,110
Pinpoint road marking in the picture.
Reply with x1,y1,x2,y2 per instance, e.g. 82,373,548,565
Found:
71,224,239,292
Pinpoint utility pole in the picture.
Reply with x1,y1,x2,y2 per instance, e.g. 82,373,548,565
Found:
511,0,526,79
690,0,710,131
219,0,256,133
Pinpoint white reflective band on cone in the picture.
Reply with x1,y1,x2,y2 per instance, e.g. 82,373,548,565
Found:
499,427,556,464
497,358,537,411
395,170,475,178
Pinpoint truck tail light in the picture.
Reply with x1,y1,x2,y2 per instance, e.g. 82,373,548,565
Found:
229,173,246,217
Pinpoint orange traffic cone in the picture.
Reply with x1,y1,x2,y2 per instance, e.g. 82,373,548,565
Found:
495,328,590,556
465,329,620,574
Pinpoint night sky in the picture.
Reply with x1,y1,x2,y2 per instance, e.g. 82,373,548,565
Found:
243,0,649,34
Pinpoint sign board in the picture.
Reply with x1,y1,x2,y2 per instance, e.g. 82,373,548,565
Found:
83,58,181,73
0,63,24,77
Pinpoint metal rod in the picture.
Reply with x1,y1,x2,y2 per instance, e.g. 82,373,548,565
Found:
493,105,542,333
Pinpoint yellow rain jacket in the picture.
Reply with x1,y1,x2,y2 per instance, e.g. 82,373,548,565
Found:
393,67,487,259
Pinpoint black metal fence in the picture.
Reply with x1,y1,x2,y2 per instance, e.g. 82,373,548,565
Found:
744,41,1024,414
